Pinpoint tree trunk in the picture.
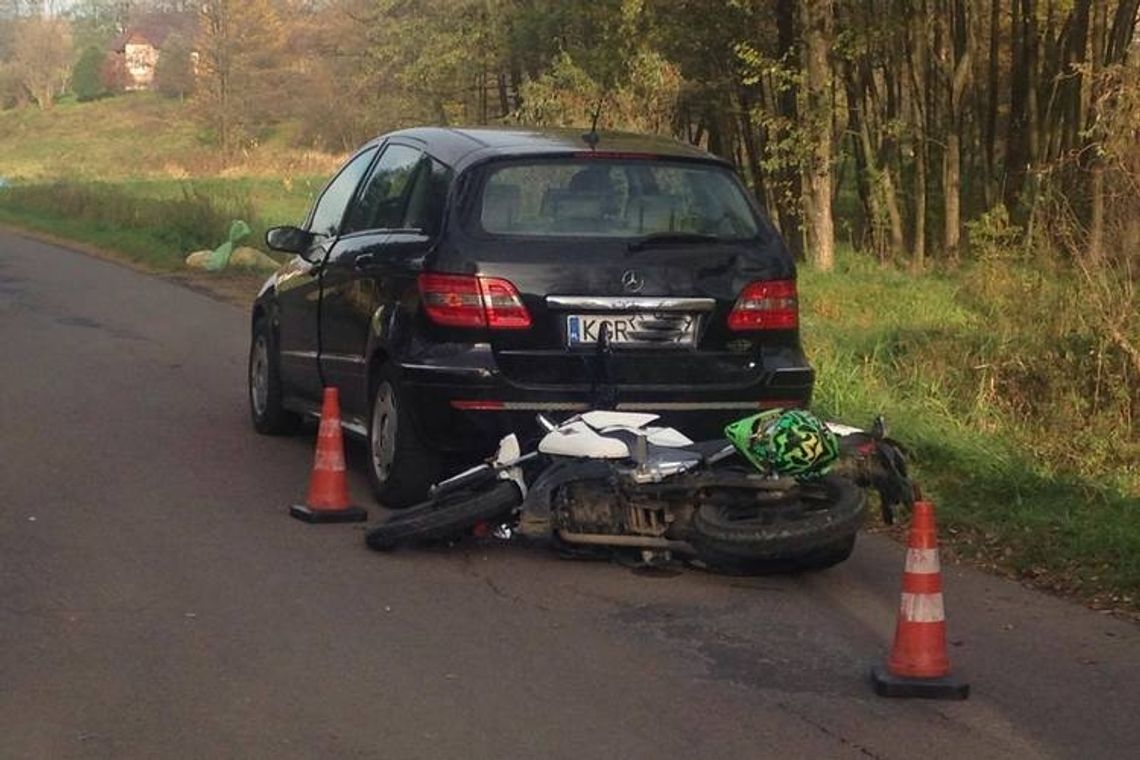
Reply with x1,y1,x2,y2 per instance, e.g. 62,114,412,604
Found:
497,72,510,118
983,0,1001,207
908,0,930,269
848,69,885,258
801,0,836,272
776,0,805,258
1087,0,1107,262
1005,0,1032,211
940,0,970,262
737,89,770,212
1108,0,1140,62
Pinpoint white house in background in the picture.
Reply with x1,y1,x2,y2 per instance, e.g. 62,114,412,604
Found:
107,14,196,92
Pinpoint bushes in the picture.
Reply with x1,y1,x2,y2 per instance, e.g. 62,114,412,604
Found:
72,46,107,102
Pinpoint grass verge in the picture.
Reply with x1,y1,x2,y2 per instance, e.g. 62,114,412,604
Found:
803,253,1139,612
0,177,318,271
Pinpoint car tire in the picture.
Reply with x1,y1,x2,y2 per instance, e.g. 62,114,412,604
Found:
364,481,522,551
366,364,443,509
249,315,301,435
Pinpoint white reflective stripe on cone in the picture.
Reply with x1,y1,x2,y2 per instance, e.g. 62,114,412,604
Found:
319,418,341,436
905,548,942,574
314,450,346,472
899,592,946,623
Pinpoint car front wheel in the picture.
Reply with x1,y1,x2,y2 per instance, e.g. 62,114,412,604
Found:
367,365,442,509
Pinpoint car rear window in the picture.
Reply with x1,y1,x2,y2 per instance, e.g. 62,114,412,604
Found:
472,158,762,240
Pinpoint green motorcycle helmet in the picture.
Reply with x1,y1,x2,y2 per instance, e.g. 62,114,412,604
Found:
724,409,840,479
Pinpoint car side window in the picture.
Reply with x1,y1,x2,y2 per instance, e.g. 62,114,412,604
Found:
344,144,425,234
307,147,378,238
403,159,453,237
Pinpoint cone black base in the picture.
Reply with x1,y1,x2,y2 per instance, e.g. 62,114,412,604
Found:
871,664,970,700
290,504,368,523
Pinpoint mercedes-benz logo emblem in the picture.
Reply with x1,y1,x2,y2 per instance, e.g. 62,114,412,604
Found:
621,269,645,294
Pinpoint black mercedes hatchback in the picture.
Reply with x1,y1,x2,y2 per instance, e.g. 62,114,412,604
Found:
249,127,814,507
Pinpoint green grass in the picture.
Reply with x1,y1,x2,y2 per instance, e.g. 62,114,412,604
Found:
801,251,1140,603
0,178,320,270
0,91,342,182
0,93,337,270
0,93,206,181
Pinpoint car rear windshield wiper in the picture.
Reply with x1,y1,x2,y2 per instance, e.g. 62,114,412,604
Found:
627,232,721,252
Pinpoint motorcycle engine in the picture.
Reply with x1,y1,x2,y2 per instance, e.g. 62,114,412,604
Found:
554,480,677,538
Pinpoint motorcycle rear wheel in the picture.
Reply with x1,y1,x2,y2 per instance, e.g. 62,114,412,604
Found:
364,481,522,551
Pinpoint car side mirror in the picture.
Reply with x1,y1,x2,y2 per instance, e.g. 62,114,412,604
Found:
265,226,313,256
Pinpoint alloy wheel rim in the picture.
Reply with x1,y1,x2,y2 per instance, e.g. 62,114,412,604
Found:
371,382,397,483
250,336,269,417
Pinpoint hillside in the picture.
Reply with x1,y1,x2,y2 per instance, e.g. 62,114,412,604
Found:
0,92,342,182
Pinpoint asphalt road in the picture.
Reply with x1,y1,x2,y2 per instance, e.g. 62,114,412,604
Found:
2,230,1138,760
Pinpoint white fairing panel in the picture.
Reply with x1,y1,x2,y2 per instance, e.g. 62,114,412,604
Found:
826,422,864,437
581,411,659,430
539,421,631,459
494,434,522,465
642,427,694,448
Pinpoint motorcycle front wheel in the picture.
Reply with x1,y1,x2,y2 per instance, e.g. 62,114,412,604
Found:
364,481,522,551
690,474,864,571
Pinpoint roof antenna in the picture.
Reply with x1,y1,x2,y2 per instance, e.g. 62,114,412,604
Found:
582,98,603,149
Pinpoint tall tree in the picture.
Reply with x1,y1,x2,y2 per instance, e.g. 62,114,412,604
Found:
8,15,72,109
195,0,284,154
154,32,195,100
801,0,836,271
906,0,932,268
938,0,971,262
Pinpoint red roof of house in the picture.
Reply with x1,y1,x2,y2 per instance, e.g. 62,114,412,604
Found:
109,12,196,52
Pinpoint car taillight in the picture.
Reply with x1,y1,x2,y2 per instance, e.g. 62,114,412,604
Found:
479,277,532,329
418,273,532,330
727,279,798,331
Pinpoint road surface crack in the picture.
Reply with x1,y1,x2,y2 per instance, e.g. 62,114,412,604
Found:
458,552,552,612
777,701,885,759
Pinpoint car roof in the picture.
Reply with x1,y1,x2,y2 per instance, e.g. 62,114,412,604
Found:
372,126,728,171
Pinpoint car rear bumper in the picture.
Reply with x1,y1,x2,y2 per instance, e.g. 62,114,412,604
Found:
397,347,814,455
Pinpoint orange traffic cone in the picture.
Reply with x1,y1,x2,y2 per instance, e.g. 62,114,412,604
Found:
290,387,367,524
872,500,969,699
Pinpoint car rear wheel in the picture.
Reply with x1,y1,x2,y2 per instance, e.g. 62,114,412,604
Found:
367,365,442,509
249,316,301,435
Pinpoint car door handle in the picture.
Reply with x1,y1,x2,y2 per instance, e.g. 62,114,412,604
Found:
353,253,376,270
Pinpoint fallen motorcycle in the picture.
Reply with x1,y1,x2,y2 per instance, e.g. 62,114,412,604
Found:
364,409,914,571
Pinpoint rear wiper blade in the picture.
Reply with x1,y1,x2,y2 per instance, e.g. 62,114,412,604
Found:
627,232,720,252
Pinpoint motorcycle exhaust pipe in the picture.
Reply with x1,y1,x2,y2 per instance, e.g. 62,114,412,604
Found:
556,530,693,553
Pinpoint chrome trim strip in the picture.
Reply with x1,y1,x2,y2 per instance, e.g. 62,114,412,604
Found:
450,401,800,412
303,407,369,438
616,401,800,411
770,367,814,378
545,296,716,312
400,363,495,378
502,402,591,411
320,352,367,366
341,421,369,437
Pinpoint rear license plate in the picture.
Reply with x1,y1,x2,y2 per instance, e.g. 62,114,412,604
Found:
566,313,697,347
